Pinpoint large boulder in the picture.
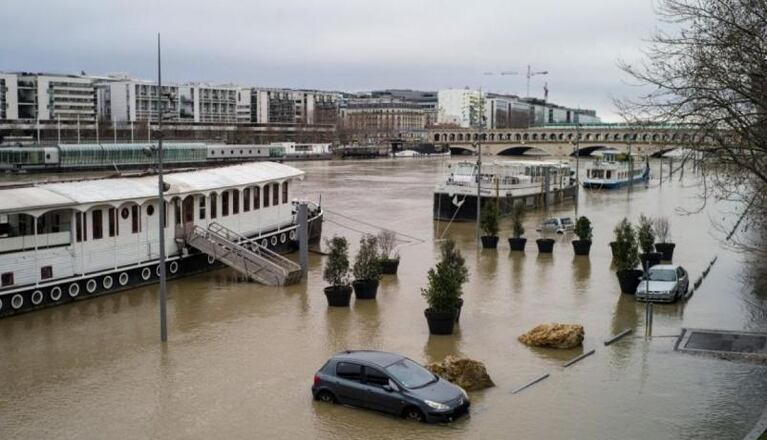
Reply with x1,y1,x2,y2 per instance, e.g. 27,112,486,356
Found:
518,323,584,349
425,355,495,391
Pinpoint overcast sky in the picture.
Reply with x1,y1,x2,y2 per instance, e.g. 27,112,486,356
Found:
0,0,660,121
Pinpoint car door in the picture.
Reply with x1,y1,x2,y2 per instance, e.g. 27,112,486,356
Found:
334,362,366,407
362,366,404,415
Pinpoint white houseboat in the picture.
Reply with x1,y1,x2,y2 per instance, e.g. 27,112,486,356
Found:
433,160,576,221
582,150,650,189
0,162,323,318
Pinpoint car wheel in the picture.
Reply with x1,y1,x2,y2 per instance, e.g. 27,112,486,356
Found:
403,406,425,423
316,390,335,404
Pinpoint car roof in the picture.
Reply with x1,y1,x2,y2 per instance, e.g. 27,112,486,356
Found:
331,350,406,368
650,264,680,270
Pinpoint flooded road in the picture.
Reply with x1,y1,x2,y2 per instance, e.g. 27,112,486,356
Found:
1,157,766,439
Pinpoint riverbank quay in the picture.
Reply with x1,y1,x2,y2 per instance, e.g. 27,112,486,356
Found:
0,157,765,439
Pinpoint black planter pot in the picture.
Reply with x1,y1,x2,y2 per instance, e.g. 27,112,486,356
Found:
536,238,555,253
324,285,353,307
640,252,663,269
424,308,457,335
654,242,676,261
455,298,464,323
481,235,499,249
572,240,592,256
609,241,618,258
508,237,527,252
352,279,379,300
616,269,644,294
380,258,400,275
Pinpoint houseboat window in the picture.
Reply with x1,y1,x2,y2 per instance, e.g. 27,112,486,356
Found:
131,205,140,233
108,208,116,237
41,266,53,280
272,183,279,206
233,189,240,214
147,205,155,216
243,188,250,212
1,272,13,287
282,181,288,204
263,186,270,208
75,212,87,242
174,200,181,225
253,186,260,210
211,194,218,219
199,196,206,220
222,191,230,216
92,210,103,240
606,171,612,179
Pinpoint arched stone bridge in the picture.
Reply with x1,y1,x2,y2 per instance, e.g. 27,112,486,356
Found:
428,124,703,156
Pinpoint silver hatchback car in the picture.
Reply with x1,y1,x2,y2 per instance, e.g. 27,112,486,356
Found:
312,350,470,423
636,264,689,302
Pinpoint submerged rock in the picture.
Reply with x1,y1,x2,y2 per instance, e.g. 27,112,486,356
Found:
425,355,495,391
518,323,584,349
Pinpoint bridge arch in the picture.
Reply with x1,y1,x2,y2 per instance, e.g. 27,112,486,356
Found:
449,145,474,155
572,145,611,156
497,146,550,156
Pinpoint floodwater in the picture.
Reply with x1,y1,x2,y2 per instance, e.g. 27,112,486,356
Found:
1,157,766,440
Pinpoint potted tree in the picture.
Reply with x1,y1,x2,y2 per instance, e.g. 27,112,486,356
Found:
323,236,352,307
613,218,643,294
653,217,675,261
422,239,469,334
507,202,527,251
480,202,500,249
637,214,662,268
572,216,593,256
352,234,382,300
377,230,400,274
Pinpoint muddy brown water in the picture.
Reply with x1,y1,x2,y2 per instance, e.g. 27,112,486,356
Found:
1,158,766,439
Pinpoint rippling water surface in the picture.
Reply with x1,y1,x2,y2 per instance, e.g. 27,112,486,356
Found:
1,158,765,439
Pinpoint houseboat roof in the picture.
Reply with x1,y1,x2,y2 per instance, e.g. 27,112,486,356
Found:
0,162,304,215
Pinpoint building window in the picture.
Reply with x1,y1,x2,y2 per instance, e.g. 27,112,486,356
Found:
92,209,103,240
233,189,240,214
282,181,288,204
243,188,250,212
199,196,206,220
108,208,117,237
211,193,218,219
1,272,13,287
272,183,279,206
41,266,53,280
131,205,140,233
222,191,229,216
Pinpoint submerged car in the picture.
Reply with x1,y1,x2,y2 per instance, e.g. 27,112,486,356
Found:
636,264,689,302
536,217,574,234
312,350,470,423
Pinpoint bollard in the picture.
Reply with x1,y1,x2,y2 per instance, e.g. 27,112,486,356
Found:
297,201,309,278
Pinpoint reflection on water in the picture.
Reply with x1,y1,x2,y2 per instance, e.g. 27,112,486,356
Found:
1,157,766,440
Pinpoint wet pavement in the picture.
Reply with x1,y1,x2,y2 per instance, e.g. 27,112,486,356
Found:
1,157,766,439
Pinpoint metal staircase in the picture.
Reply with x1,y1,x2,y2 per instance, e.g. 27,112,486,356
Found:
185,222,302,286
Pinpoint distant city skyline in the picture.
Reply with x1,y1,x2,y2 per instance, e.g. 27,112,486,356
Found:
0,0,659,121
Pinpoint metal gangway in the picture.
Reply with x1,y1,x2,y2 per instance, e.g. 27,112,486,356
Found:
185,222,302,286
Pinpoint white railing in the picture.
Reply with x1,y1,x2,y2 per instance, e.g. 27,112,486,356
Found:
0,231,70,253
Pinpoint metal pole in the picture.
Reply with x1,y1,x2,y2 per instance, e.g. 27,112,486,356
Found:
131,120,134,143
57,117,61,144
298,202,309,277
113,114,117,144
96,119,99,144
156,33,168,343
644,260,651,337
575,117,580,218
36,117,40,144
659,156,663,186
476,87,482,248
526,65,530,98
77,114,81,144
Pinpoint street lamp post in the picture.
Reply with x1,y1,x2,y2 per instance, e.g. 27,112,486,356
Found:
476,88,483,248
156,33,168,343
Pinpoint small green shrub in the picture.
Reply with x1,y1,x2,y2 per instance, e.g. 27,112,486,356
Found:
323,235,350,287
480,202,499,237
353,234,382,281
421,239,469,313
613,218,640,271
574,216,593,241
637,214,656,254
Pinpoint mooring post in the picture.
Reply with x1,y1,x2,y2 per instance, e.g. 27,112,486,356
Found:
647,302,654,337
298,201,309,278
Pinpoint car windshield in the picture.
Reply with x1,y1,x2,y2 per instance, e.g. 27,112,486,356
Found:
385,359,436,389
648,269,676,282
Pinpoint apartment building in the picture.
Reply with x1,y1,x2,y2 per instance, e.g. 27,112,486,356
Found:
437,89,484,128
239,88,339,125
341,97,426,138
370,89,438,127
0,72,97,122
